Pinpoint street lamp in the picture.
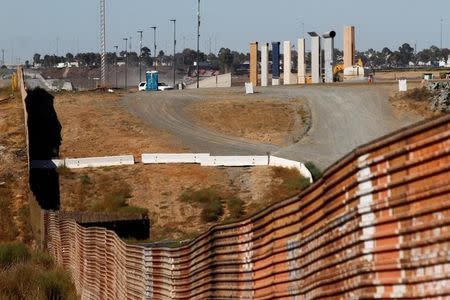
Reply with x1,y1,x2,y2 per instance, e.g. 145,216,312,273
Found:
114,45,118,88
197,0,201,88
137,30,143,83
170,19,176,87
150,26,157,70
123,37,128,89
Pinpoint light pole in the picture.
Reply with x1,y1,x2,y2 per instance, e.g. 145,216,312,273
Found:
170,19,176,87
197,0,201,88
123,37,128,89
150,26,157,70
440,18,444,51
114,45,118,88
137,30,143,83
1,49,4,66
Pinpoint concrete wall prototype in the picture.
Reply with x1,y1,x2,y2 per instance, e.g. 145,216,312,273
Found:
260,43,269,87
19,68,450,299
344,25,355,68
271,42,281,86
298,39,306,84
311,36,321,84
187,73,231,89
322,32,336,83
283,41,295,85
249,42,258,87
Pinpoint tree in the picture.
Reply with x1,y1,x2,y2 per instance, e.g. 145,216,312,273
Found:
33,53,41,65
398,43,414,66
141,46,152,66
217,48,233,73
65,53,74,62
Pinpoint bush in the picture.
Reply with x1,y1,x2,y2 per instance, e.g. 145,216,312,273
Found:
201,198,224,223
181,187,225,223
37,269,76,300
227,197,245,220
0,243,30,268
305,161,323,181
403,87,432,102
0,243,76,300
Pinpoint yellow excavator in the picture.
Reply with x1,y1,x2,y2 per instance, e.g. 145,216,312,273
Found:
333,58,364,82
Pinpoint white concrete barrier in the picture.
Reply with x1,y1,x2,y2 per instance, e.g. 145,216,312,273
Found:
269,156,313,183
142,153,210,164
64,155,135,169
30,159,65,169
399,79,408,92
200,156,269,167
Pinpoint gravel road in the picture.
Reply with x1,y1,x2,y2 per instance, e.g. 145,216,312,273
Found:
122,84,421,169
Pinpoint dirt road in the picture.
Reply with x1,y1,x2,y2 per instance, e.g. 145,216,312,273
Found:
123,83,422,169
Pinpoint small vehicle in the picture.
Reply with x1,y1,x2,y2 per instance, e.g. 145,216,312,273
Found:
138,82,146,91
158,82,174,91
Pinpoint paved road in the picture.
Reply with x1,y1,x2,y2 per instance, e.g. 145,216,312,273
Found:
122,84,421,169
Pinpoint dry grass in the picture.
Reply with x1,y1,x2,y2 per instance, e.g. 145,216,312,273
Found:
389,86,440,118
0,88,31,244
186,97,308,146
0,243,76,300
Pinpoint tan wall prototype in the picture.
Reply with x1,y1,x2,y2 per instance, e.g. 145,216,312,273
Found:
298,38,306,84
344,25,355,68
250,42,258,86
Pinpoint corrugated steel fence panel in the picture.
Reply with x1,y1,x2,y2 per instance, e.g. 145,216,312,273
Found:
18,67,450,299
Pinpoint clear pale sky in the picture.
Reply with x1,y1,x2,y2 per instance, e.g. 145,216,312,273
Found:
0,0,448,64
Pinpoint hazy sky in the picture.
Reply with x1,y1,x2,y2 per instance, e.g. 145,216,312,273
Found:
1,0,449,64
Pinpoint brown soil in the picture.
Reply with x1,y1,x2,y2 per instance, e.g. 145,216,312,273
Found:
0,89,32,243
375,70,442,81
186,97,308,146
389,86,442,119
54,90,183,158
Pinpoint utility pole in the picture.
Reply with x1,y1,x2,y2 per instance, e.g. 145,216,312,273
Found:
114,45,118,88
1,49,4,66
441,18,444,51
100,0,106,87
137,30,143,83
123,38,128,89
197,0,201,88
150,26,157,70
170,19,176,87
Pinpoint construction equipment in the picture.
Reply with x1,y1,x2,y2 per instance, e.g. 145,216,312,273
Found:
333,58,364,82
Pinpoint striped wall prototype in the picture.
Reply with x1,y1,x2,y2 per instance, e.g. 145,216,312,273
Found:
19,68,450,299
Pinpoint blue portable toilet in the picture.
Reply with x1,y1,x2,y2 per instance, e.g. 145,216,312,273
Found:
146,71,158,91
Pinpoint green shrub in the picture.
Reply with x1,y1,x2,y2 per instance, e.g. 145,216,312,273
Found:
402,87,432,102
181,187,225,223
227,197,245,220
37,269,77,300
305,161,323,181
0,243,30,268
201,198,224,223
79,174,91,185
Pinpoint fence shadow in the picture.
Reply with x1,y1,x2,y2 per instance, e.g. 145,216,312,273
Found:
26,87,62,210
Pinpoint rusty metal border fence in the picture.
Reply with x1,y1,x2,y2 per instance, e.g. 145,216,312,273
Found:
18,67,450,299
